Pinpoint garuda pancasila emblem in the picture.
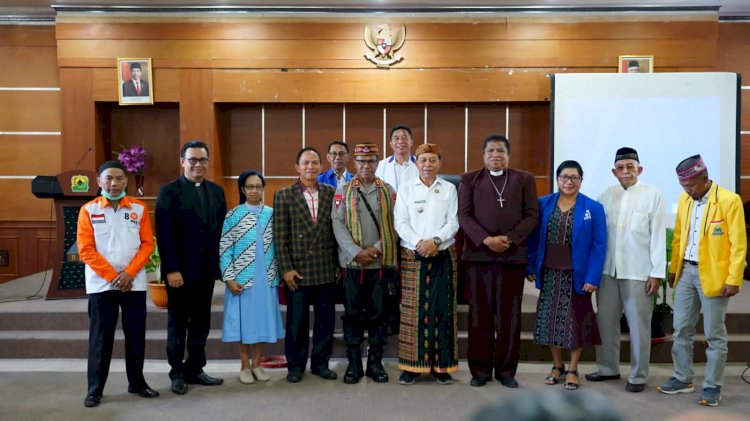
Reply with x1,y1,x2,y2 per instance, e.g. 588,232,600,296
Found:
364,24,406,68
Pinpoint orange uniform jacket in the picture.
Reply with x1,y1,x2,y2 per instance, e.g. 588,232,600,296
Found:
77,195,154,294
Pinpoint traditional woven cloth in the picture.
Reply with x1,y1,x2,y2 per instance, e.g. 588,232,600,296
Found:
398,246,458,373
343,177,398,268
533,206,601,349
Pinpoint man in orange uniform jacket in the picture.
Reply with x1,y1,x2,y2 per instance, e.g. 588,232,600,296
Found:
77,160,157,408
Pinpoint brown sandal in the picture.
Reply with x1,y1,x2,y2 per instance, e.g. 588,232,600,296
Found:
564,370,580,390
544,364,566,385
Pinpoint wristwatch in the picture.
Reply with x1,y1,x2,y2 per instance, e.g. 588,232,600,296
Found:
432,236,442,246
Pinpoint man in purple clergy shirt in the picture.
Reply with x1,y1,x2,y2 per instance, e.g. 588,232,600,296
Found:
458,134,539,388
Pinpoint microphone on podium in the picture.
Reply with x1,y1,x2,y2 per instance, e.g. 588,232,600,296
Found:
74,147,93,170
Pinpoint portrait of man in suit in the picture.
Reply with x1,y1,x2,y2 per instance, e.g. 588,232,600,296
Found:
118,58,153,105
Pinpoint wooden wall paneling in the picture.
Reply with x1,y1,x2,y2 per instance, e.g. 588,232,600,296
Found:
553,39,716,68
385,104,425,156
0,180,56,221
213,69,551,103
56,39,214,61
57,38,717,70
106,104,180,197
55,19,717,42
219,178,239,210
3,135,61,176
0,91,60,132
60,68,97,171
742,92,750,132
264,104,303,176
466,103,507,171
0,46,59,87
505,19,718,40
741,138,750,178
717,23,750,78
179,69,221,180
55,21,515,41
304,103,344,163
535,177,551,196
508,103,551,176
0,26,56,47
0,221,56,284
426,103,466,174
216,104,263,177
741,179,750,204
93,68,180,102
264,177,297,207
344,104,384,157
0,237,19,276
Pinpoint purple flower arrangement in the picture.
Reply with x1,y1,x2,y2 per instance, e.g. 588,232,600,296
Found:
116,145,147,175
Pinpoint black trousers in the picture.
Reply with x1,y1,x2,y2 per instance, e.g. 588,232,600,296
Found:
284,283,335,373
166,279,215,380
466,262,526,380
87,290,147,397
343,268,390,347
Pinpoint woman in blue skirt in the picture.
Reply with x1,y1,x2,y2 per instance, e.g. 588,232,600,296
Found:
220,170,284,384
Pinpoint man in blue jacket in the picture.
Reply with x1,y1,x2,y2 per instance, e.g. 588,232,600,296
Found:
317,141,353,188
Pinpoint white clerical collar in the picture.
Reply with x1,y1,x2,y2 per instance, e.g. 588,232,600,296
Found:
489,170,504,176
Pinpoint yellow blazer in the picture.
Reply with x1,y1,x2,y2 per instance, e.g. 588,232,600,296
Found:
670,181,746,297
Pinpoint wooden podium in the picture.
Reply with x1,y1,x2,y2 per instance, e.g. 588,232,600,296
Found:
32,170,99,299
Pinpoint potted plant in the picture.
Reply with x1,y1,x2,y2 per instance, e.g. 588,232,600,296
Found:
145,236,167,309
651,228,674,343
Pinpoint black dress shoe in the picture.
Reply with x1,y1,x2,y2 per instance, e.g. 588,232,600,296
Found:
470,377,490,387
128,385,160,398
585,372,621,382
171,378,188,395
84,395,101,408
311,367,338,380
286,371,303,383
625,382,645,393
498,376,519,388
186,372,224,386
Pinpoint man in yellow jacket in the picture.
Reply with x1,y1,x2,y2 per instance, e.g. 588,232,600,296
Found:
657,155,746,407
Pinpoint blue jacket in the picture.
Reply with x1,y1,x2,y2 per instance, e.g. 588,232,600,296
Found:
527,192,607,295
317,168,352,188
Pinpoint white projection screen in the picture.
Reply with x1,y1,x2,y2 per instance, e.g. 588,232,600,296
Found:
551,72,740,222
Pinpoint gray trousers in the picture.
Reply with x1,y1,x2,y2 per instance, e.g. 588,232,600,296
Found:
672,264,729,389
595,275,652,384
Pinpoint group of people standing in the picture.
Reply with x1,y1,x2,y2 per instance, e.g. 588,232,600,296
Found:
76,126,745,409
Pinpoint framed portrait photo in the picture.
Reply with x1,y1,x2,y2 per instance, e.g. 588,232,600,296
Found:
118,58,154,105
618,55,654,74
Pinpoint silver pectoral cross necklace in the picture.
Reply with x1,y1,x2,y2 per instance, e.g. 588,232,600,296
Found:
487,169,508,208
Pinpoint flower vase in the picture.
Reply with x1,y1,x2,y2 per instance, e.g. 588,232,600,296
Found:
135,174,145,196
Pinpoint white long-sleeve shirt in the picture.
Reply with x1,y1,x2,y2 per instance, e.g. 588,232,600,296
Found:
394,177,459,251
598,181,666,281
375,155,418,192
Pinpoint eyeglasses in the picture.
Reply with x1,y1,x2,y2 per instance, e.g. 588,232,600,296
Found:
186,158,209,165
328,151,348,157
243,185,264,191
354,159,377,165
558,175,582,183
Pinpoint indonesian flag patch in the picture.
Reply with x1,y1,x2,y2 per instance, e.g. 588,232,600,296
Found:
91,213,106,224
334,193,343,209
